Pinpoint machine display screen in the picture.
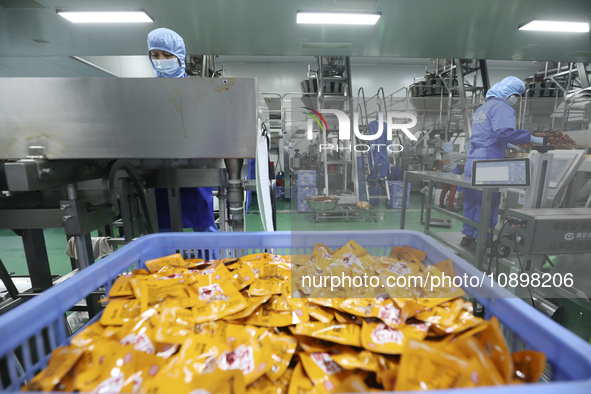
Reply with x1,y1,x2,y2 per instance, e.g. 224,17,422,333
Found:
549,157,573,188
472,158,530,187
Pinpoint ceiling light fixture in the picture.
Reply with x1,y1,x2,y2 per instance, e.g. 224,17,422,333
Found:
519,20,589,33
56,9,153,23
297,10,380,25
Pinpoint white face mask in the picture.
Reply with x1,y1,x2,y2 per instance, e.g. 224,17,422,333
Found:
152,58,181,76
506,96,519,106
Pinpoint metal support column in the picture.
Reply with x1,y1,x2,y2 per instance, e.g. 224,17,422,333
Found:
20,229,53,291
478,59,490,93
168,188,183,232
455,59,472,139
576,62,590,89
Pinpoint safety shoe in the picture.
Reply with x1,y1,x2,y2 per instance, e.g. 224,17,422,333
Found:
448,206,460,212
439,204,446,209
460,236,475,251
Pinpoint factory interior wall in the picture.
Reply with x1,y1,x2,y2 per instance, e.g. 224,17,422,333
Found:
92,55,537,96
221,60,535,97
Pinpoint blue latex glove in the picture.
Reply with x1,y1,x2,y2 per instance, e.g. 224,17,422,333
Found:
506,143,522,152
530,136,544,145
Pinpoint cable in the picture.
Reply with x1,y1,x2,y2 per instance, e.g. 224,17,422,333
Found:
542,255,555,268
514,231,537,311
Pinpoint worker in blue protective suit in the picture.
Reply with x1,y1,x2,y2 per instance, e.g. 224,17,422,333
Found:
147,28,218,234
367,111,392,182
439,142,465,212
461,76,543,250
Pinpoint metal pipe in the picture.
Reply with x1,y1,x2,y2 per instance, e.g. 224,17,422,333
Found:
224,159,244,231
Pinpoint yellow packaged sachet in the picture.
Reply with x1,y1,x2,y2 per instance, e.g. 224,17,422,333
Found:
248,265,291,296
145,253,186,273
288,363,319,394
232,265,257,290
154,306,195,344
100,299,142,326
299,352,353,393
375,356,399,391
217,328,273,385
191,275,247,323
395,339,469,391
432,302,486,335
329,346,379,372
416,298,464,328
448,336,506,387
116,309,161,355
291,322,362,347
26,346,85,392
86,345,165,394
295,335,340,353
264,332,297,382
225,295,271,321
332,374,370,393
292,254,312,267
239,301,309,327
308,304,335,323
361,320,430,355
249,368,292,394
69,321,105,348
109,274,136,297
512,350,546,383
477,316,514,382
333,311,363,325
140,280,197,312
140,366,246,394
402,245,427,263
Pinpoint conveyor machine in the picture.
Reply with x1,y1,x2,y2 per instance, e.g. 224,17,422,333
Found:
0,77,261,312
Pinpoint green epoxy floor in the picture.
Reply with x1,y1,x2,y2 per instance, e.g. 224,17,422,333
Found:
1,192,463,279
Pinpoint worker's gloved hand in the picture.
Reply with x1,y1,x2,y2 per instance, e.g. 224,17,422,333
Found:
506,143,522,152
530,136,544,145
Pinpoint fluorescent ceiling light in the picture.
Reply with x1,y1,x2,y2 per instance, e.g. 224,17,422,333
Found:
519,20,589,32
297,11,380,25
57,9,153,23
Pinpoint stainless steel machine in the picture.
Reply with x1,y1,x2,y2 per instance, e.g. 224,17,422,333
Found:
493,147,591,341
0,77,260,313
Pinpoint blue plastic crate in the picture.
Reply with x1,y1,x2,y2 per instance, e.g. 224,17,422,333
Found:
389,181,410,208
368,185,382,205
297,170,316,186
298,200,313,212
275,185,285,199
1,231,591,394
297,185,316,198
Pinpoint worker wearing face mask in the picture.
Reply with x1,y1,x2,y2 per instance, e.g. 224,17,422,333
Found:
147,28,218,234
461,76,543,251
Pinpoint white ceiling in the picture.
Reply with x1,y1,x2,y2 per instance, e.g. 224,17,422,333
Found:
0,0,589,77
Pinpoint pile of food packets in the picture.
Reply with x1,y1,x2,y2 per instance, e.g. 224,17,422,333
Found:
24,241,546,393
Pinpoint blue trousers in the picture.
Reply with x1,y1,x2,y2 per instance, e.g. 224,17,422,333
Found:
462,189,500,239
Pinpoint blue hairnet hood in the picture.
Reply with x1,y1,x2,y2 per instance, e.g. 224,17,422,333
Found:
486,76,526,99
443,142,454,152
147,28,186,78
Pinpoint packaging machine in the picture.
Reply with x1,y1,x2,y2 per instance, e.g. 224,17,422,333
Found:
0,77,260,313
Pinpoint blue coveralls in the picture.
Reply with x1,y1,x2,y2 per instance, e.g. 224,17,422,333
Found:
367,120,391,181
148,28,218,234
462,97,531,238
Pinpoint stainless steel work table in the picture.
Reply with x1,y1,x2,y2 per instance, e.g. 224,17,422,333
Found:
400,171,500,270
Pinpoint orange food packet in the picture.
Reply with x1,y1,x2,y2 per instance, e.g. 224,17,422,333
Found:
100,299,141,326
478,316,514,382
26,346,85,392
512,350,546,383
291,322,362,347
361,320,430,355
395,339,469,391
